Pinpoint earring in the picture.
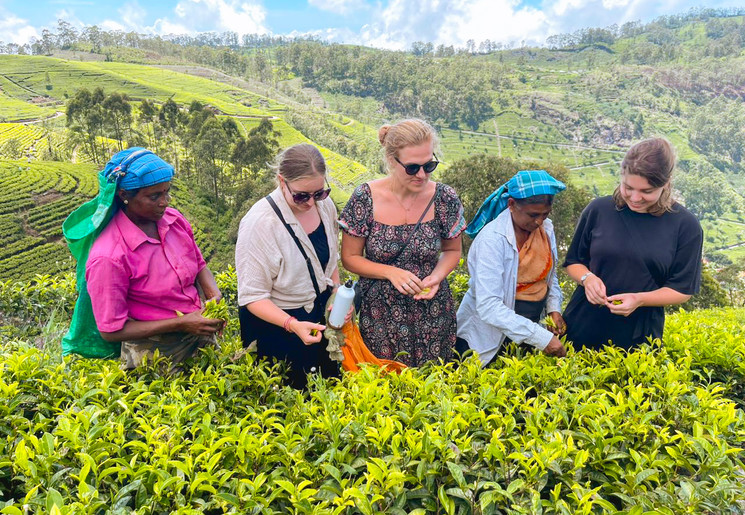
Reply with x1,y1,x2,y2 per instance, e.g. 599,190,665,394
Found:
123,200,128,205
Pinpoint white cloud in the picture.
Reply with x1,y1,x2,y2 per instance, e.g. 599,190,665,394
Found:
356,0,549,50
287,26,360,43
98,0,267,36
0,10,38,44
308,0,367,15
99,1,148,32
120,1,148,29
160,0,269,35
54,8,85,28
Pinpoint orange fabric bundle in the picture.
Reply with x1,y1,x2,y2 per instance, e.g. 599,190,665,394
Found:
340,321,407,373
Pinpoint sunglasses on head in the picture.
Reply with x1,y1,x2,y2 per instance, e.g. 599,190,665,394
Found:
394,154,440,176
285,178,332,204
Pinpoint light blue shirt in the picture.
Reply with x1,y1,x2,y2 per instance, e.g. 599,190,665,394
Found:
457,209,562,365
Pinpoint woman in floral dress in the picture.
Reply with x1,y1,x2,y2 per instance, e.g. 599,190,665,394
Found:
339,119,465,366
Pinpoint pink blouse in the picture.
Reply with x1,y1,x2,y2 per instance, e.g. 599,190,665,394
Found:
86,207,206,333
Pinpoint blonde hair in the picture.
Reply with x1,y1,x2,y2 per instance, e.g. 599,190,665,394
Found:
613,137,676,216
272,143,326,184
378,119,439,171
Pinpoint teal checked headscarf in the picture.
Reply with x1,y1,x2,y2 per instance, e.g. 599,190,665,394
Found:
465,170,566,238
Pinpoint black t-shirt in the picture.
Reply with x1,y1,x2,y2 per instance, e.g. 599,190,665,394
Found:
562,196,703,350
308,221,329,273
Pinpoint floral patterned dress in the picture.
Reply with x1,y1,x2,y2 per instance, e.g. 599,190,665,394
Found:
339,182,466,366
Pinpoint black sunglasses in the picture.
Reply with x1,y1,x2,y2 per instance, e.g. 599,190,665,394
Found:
394,154,439,176
285,178,332,204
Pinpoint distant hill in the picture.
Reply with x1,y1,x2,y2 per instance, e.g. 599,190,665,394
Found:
0,9,744,280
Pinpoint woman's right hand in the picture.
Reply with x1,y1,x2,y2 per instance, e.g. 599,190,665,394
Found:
178,310,224,336
542,335,567,357
583,274,607,305
387,266,424,295
289,319,326,345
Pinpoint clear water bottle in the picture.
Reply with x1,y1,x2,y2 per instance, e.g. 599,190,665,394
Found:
328,280,355,329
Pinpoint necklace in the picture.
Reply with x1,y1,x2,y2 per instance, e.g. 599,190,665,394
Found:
389,182,420,223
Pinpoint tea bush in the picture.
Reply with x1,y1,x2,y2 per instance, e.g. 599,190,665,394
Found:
0,307,744,514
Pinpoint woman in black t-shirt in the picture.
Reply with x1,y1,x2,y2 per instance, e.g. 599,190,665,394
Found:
562,138,703,350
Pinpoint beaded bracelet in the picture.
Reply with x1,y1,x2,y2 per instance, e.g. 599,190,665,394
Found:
283,316,297,332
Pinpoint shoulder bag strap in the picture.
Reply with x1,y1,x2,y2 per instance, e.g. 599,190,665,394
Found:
265,195,322,298
391,188,438,264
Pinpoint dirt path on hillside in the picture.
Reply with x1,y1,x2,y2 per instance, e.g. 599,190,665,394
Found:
459,128,626,154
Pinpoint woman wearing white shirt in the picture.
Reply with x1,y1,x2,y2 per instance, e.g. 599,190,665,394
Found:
456,170,568,365
235,144,341,389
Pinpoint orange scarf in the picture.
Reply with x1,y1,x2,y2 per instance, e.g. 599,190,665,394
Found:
516,225,552,301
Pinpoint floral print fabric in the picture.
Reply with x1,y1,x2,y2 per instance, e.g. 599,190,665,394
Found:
339,182,465,366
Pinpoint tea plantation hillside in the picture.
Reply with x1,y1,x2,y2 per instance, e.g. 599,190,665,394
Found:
0,269,744,513
0,160,97,281
0,160,225,281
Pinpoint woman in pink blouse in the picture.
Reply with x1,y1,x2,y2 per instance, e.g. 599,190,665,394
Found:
86,148,223,371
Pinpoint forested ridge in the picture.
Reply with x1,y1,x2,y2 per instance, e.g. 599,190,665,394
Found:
0,9,744,281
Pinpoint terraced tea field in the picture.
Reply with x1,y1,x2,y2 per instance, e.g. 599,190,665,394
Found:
0,89,57,122
0,123,47,158
0,56,284,119
0,160,99,281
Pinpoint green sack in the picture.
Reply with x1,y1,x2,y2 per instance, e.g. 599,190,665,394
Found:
61,170,121,358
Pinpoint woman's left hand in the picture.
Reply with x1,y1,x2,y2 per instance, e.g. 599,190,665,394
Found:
606,293,642,316
327,303,355,326
413,275,439,300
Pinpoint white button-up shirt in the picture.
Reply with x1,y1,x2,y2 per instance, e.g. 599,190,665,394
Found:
457,209,562,365
235,187,339,311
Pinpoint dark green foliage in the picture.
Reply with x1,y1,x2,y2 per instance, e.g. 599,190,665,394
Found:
676,267,730,312
676,162,733,220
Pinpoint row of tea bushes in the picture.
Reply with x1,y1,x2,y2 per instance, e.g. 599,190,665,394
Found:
1,308,744,514
663,308,745,408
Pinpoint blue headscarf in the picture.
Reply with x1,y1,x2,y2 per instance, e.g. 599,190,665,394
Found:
465,170,566,238
103,147,174,191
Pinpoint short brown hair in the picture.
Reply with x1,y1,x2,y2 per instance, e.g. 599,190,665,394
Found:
379,119,439,171
613,137,676,216
273,143,326,183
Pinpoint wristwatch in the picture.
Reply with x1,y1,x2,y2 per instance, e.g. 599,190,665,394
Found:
580,271,594,285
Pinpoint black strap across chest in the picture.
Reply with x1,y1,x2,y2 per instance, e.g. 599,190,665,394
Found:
265,195,322,298
390,187,438,265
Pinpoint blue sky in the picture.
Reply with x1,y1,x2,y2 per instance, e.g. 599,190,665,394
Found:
2,0,743,50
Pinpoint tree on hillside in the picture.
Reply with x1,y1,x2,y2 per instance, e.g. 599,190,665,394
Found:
138,99,158,148
678,266,730,311
102,92,132,151
231,118,279,180
675,162,733,219
157,98,183,172
56,20,78,50
689,96,745,172
231,119,280,213
194,118,230,218
714,259,745,306
66,87,106,163
1,138,24,159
